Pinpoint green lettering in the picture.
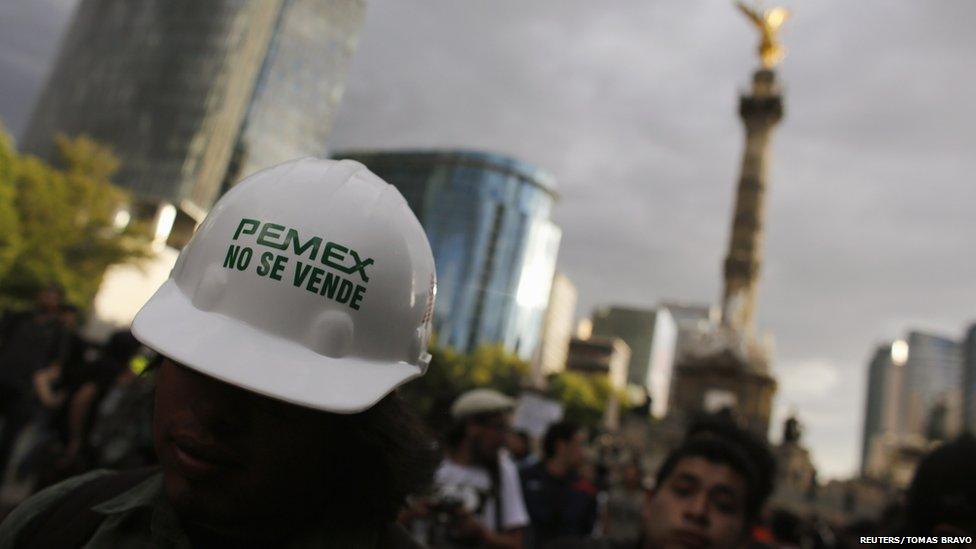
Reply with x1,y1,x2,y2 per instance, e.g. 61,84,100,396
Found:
233,218,260,240
256,251,273,276
256,223,287,250
322,242,348,271
286,229,321,260
350,285,367,310
306,267,325,293
347,250,373,282
336,279,354,304
270,255,288,281
223,245,240,268
235,247,253,271
293,261,313,287
319,272,340,298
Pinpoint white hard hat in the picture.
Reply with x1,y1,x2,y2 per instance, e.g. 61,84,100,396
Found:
450,389,516,420
132,158,436,413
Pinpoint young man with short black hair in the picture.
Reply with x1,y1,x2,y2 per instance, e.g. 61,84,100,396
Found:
521,420,598,548
549,421,774,549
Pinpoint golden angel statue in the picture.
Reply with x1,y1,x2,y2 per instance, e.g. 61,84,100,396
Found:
736,1,791,69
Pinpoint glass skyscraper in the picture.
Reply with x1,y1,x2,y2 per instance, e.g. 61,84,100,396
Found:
22,0,364,230
223,0,365,186
334,150,561,360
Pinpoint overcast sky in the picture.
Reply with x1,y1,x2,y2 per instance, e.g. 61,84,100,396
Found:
2,0,974,479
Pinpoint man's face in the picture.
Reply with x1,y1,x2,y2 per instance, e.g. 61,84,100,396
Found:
506,432,528,458
559,432,586,471
153,359,332,529
469,413,510,465
642,456,749,549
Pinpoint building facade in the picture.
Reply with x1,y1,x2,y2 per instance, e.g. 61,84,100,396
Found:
591,306,657,391
860,341,906,475
335,150,561,360
566,336,631,429
22,0,364,238
532,272,578,386
964,323,976,433
900,331,963,439
222,0,365,187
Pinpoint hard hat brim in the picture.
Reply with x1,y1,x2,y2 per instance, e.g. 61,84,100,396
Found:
132,280,423,414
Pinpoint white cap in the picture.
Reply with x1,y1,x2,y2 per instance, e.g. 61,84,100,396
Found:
132,158,436,413
450,389,516,420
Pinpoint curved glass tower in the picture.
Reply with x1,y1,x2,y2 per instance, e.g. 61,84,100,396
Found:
335,150,561,359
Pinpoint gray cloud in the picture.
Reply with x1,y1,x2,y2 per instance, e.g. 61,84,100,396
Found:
2,0,973,478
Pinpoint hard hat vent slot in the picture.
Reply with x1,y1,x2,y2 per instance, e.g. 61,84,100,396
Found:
309,311,354,359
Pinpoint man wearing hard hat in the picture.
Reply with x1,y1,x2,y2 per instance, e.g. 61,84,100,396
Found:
0,159,439,548
417,388,529,548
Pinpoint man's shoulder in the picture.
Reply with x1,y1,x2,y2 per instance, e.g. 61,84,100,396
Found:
0,470,111,547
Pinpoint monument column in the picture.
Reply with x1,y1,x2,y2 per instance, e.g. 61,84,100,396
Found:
721,69,783,331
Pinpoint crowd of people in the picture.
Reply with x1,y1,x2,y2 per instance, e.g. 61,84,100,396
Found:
0,285,154,500
402,387,976,549
0,158,973,548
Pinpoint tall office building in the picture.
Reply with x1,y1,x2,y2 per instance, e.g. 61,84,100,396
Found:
222,0,365,186
22,0,364,241
961,323,976,433
532,273,578,386
900,331,963,439
335,150,561,359
591,307,656,390
646,308,677,418
860,341,906,475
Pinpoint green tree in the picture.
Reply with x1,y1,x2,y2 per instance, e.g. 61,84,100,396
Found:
0,130,151,310
0,127,22,280
399,341,530,432
546,371,624,430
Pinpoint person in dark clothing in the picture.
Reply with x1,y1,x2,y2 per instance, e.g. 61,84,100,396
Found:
0,285,68,481
521,421,598,548
46,330,142,480
904,434,976,545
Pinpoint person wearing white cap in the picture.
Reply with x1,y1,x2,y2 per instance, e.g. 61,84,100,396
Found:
0,159,439,548
422,388,529,548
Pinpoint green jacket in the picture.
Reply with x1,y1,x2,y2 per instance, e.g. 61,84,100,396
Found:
0,470,422,548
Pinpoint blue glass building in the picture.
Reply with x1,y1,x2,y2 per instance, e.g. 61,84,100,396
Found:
334,150,561,360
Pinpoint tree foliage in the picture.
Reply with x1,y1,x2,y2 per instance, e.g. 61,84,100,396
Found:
546,370,618,429
0,128,151,310
399,341,530,433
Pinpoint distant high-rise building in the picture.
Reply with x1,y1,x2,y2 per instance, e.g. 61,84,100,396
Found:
861,341,906,475
900,331,963,439
22,0,364,242
591,307,656,390
566,336,631,429
661,302,718,360
335,150,561,359
646,308,677,418
532,273,577,386
962,323,976,433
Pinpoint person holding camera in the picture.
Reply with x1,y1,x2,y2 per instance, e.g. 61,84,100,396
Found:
423,388,529,548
